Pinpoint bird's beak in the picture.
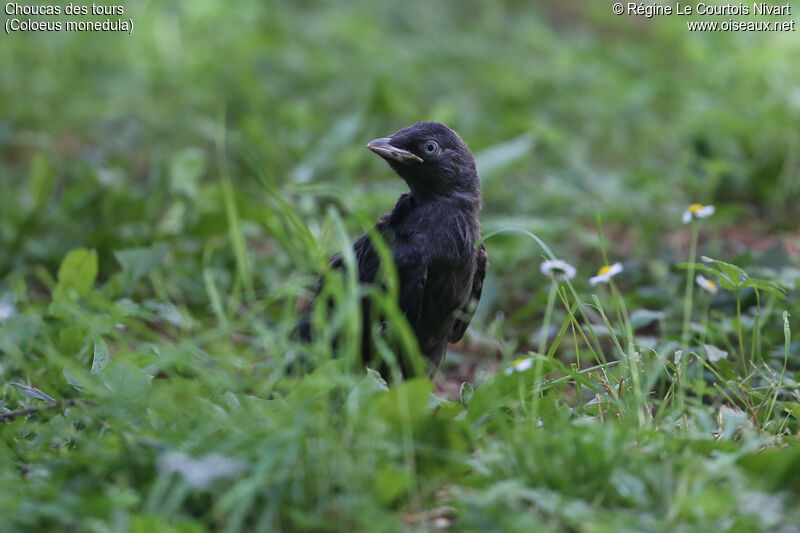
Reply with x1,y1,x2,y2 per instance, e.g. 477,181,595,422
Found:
366,137,423,164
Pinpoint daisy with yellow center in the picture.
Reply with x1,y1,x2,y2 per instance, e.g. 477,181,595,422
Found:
695,274,718,295
589,262,623,286
682,203,715,224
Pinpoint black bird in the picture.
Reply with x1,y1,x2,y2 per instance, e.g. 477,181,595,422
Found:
299,121,487,376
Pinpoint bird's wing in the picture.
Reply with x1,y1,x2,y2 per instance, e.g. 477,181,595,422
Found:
396,257,428,327
326,233,380,280
329,192,415,282
297,235,376,340
448,243,487,343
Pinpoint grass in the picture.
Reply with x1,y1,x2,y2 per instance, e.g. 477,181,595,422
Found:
1,1,799,531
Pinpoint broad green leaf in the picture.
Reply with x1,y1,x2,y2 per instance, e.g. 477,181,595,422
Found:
629,309,665,329
92,338,111,375
701,256,748,284
610,470,648,506
467,355,557,422
114,243,168,292
678,260,744,290
53,248,98,300
346,368,389,414
375,378,433,426
718,406,750,440
783,402,800,422
169,148,206,197
714,276,740,292
740,279,786,300
676,262,719,278
287,360,348,403
459,381,474,407
678,262,739,290
374,465,411,505
12,383,55,402
63,368,85,391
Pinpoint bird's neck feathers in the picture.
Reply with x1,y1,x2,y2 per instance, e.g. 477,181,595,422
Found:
411,182,481,213
403,164,482,212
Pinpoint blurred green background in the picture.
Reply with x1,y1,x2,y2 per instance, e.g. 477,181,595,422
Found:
3,0,798,277
2,1,800,531
3,0,798,363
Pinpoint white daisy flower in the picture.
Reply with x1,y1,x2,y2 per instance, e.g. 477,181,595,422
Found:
540,259,576,281
695,275,718,295
505,357,533,375
682,203,715,224
589,262,623,286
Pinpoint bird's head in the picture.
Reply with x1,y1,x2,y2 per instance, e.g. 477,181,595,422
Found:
367,121,480,205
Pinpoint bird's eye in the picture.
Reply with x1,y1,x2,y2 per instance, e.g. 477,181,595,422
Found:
423,141,439,156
